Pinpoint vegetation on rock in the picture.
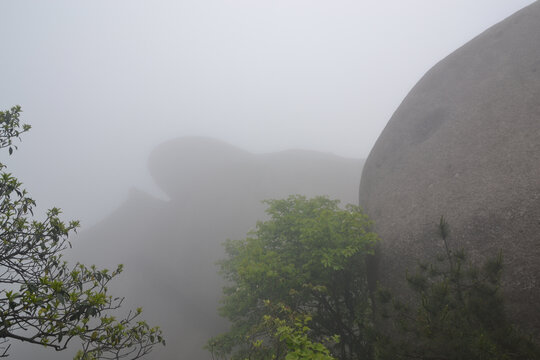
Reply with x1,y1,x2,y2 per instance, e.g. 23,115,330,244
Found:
209,195,540,360
375,217,540,360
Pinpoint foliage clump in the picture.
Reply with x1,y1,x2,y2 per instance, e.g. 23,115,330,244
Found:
208,300,338,360
207,195,379,360
0,106,165,359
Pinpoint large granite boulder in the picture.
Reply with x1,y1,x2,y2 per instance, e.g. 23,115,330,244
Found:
359,1,540,336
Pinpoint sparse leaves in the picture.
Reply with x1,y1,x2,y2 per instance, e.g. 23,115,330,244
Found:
0,106,30,153
0,107,165,359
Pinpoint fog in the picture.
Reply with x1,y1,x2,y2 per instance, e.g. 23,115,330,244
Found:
8,137,365,359
0,0,533,225
0,1,536,359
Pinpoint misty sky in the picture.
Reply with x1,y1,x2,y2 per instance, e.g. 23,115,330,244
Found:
0,0,534,226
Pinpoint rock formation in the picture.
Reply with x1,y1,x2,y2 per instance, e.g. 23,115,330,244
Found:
65,137,363,360
359,1,540,337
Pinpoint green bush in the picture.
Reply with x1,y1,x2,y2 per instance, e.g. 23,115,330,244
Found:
207,196,379,360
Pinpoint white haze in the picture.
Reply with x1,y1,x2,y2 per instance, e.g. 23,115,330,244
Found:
0,0,534,226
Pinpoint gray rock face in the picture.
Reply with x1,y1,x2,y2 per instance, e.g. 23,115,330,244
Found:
359,1,540,336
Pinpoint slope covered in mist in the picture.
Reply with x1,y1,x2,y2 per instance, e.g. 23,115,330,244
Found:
63,137,364,360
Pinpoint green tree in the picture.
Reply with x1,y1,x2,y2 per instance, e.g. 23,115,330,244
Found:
207,195,379,360
375,217,540,360
0,106,165,359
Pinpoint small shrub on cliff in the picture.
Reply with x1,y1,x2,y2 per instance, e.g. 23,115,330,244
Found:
375,217,540,360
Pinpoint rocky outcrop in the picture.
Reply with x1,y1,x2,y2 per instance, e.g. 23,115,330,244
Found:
359,1,540,336
70,137,364,360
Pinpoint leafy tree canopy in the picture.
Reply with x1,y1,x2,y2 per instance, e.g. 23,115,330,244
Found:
0,106,165,359
207,195,379,360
